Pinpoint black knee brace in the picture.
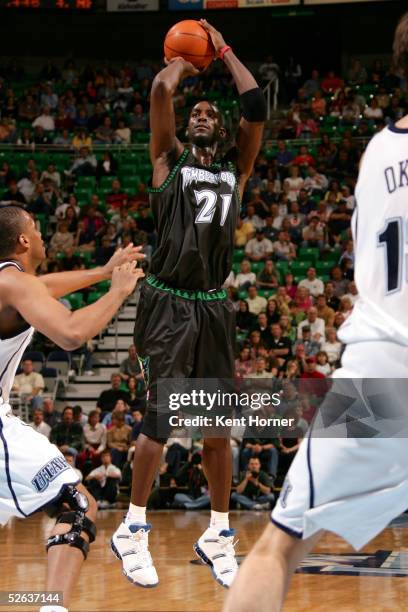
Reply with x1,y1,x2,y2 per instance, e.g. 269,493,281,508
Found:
45,485,97,560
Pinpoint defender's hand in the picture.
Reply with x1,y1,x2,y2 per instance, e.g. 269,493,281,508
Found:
110,261,145,299
199,19,227,55
164,56,199,78
103,244,145,277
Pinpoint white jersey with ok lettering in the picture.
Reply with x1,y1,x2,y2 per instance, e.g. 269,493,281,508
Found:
339,124,408,347
0,261,34,407
0,260,78,526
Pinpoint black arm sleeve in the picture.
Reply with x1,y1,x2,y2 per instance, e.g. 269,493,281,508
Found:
240,87,267,122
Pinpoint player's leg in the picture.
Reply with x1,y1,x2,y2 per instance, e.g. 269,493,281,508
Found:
223,523,322,612
111,282,197,587
43,484,97,611
193,297,238,587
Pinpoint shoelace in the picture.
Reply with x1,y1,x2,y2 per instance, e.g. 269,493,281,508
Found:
126,529,153,570
214,535,239,574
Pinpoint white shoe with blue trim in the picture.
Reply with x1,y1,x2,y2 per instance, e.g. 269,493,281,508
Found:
194,527,238,588
111,521,159,588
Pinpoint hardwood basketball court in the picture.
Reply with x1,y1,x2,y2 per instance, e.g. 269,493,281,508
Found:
1,510,408,611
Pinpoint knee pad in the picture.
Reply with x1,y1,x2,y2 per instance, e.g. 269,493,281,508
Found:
45,485,97,560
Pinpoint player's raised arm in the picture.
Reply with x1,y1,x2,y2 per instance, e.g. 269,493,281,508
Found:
200,19,266,190
0,263,144,351
149,58,199,164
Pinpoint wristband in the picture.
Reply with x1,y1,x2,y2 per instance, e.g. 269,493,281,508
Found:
219,45,232,61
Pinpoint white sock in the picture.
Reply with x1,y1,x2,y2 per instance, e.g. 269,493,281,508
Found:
210,510,229,531
40,606,68,612
125,503,146,525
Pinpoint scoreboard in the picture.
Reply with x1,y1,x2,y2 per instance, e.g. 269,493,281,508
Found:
1,0,93,8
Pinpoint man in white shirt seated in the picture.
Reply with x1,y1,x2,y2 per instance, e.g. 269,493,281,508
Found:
320,327,342,366
246,285,267,316
343,280,359,305
12,358,45,410
297,307,325,343
245,228,273,262
85,449,122,509
303,165,328,194
234,260,256,289
30,408,51,439
32,106,55,131
243,204,265,231
298,267,324,298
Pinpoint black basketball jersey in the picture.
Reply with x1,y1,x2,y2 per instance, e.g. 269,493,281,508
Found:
149,148,240,291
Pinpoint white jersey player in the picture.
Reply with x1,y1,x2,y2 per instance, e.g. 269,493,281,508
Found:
224,13,408,612
0,205,144,612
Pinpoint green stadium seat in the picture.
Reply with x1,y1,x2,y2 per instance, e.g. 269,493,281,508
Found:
298,248,319,263
251,262,264,274
258,289,273,299
74,187,93,200
122,176,140,191
232,262,241,275
237,290,248,300
291,261,312,276
99,176,118,189
233,249,245,263
65,293,84,310
275,261,289,279
96,280,111,292
316,261,336,275
87,291,104,305
77,176,96,189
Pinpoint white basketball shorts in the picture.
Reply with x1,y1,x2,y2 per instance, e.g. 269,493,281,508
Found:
271,341,408,550
0,404,79,525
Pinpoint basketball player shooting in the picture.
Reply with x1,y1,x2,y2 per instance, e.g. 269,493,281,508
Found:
224,12,408,612
111,20,266,588
0,205,144,612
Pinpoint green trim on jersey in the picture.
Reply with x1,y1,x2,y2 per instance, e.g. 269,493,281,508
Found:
148,148,189,194
146,274,227,301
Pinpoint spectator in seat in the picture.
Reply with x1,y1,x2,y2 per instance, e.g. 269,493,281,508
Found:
94,116,114,144
97,373,131,414
293,144,316,168
67,147,96,177
315,350,332,376
284,165,304,202
30,408,51,438
63,450,83,483
321,70,344,93
50,406,84,455
114,119,131,144
243,204,265,231
303,165,328,195
96,151,118,182
32,106,55,132
120,344,144,383
245,228,273,262
1,180,27,205
85,449,122,509
236,299,256,332
321,327,342,365
324,280,340,311
235,347,254,378
72,128,93,150
102,399,133,428
293,326,320,358
343,280,359,305
310,90,326,117
77,409,107,474
12,358,45,409
330,266,349,297
106,412,132,468
275,140,294,168
297,306,325,342
257,259,279,291
18,94,40,121
302,216,325,249
50,221,74,254
298,267,324,298
234,259,256,290
241,432,278,479
42,398,59,428
231,457,275,511
246,285,267,316
172,452,210,510
316,294,335,327
278,413,304,479
268,323,292,366
273,231,296,262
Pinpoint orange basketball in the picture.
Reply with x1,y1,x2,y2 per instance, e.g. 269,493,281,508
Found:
164,20,215,71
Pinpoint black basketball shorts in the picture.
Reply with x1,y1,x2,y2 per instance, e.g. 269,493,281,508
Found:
134,275,236,441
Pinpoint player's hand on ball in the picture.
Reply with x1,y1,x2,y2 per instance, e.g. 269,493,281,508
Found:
104,243,146,276
164,56,199,78
199,19,227,56
111,261,145,298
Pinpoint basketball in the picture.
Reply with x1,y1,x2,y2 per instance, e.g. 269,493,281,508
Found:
164,20,215,71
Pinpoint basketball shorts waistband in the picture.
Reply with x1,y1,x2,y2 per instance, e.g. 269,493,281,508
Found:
146,274,227,302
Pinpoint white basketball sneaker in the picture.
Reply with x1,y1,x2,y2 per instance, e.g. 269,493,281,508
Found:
111,521,159,588
194,527,238,588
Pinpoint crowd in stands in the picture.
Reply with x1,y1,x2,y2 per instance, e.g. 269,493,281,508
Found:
2,55,406,510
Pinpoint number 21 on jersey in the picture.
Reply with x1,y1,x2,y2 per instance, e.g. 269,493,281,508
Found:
194,189,232,226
